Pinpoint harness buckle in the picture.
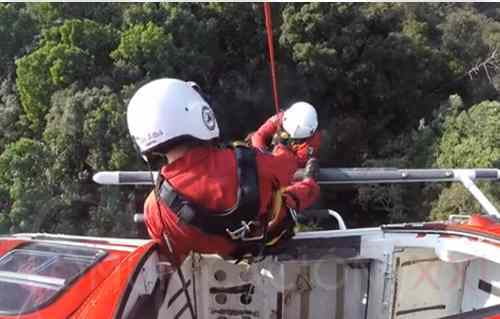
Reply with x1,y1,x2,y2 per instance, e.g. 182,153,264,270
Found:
226,221,264,242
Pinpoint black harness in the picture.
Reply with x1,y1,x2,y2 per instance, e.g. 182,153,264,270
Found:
156,145,262,241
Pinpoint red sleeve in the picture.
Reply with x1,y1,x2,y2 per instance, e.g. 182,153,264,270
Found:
143,192,163,243
291,130,322,167
257,144,320,213
282,177,320,211
251,113,282,151
265,143,299,186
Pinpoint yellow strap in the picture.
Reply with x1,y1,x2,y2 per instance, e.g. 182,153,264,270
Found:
267,188,285,229
266,229,288,246
231,140,250,148
265,188,294,247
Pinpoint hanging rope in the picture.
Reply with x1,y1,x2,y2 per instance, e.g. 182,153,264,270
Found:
263,2,281,115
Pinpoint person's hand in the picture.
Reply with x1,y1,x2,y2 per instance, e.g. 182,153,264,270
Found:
271,131,290,147
303,157,319,180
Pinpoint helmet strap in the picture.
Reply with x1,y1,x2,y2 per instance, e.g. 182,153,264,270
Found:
144,152,169,169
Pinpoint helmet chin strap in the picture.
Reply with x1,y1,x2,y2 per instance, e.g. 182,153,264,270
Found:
143,152,168,170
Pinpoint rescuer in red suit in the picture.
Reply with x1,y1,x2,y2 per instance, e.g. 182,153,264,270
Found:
250,101,321,167
127,78,320,265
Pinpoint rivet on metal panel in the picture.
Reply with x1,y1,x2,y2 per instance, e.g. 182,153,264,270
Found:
214,269,227,282
241,293,253,305
215,293,228,305
240,270,253,282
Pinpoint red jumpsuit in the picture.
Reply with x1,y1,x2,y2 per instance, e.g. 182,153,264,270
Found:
251,112,322,167
144,144,319,265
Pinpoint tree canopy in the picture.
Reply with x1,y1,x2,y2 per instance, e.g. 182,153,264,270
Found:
0,3,499,236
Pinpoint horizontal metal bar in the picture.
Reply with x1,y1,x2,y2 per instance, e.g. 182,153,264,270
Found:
0,271,65,288
302,168,500,184
93,168,500,185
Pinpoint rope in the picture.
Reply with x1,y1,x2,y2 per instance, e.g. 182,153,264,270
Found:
264,2,280,115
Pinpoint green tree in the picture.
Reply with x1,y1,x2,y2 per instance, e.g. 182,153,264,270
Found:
0,76,32,152
87,187,137,237
16,19,118,132
280,3,454,157
0,138,53,232
437,100,500,168
27,3,124,28
111,21,174,77
3,3,500,235
440,8,491,76
42,86,139,234
0,3,37,75
431,100,500,219
439,7,500,103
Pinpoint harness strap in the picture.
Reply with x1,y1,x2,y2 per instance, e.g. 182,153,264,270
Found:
231,190,297,261
157,146,260,237
265,189,297,246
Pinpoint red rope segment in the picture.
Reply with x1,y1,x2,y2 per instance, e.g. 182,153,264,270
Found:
264,2,281,114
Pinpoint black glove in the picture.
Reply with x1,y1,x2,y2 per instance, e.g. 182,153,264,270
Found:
303,157,319,180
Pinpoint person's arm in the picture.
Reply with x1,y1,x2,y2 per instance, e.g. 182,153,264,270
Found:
290,130,322,167
143,192,165,246
251,113,282,151
261,146,320,211
282,177,320,211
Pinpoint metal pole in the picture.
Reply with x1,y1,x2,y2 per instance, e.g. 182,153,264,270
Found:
328,210,347,230
93,168,500,218
456,172,500,217
93,168,500,185
296,168,500,184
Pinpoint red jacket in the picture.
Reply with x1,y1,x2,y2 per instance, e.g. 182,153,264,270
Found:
144,144,319,265
251,112,322,167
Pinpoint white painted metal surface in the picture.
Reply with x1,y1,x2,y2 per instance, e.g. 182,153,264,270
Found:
462,258,500,311
158,254,196,319
392,247,464,318
121,251,161,318
153,226,500,319
192,255,281,319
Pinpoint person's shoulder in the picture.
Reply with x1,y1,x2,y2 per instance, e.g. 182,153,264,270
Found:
254,147,274,158
209,144,240,163
256,144,296,166
269,112,284,123
144,190,157,208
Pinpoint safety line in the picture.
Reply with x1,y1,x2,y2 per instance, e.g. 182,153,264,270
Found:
264,2,280,115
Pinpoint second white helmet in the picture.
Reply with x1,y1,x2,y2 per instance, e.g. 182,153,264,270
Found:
282,101,318,139
127,78,219,154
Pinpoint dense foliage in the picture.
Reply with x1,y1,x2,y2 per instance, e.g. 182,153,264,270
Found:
0,3,499,235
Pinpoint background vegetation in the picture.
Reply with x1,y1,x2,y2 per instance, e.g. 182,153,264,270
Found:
0,3,499,236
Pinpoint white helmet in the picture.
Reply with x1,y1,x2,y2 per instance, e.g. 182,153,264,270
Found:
127,78,219,154
282,101,318,139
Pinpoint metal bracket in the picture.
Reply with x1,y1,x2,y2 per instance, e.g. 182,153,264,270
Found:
455,171,500,218
448,214,471,224
328,209,347,230
226,221,264,242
